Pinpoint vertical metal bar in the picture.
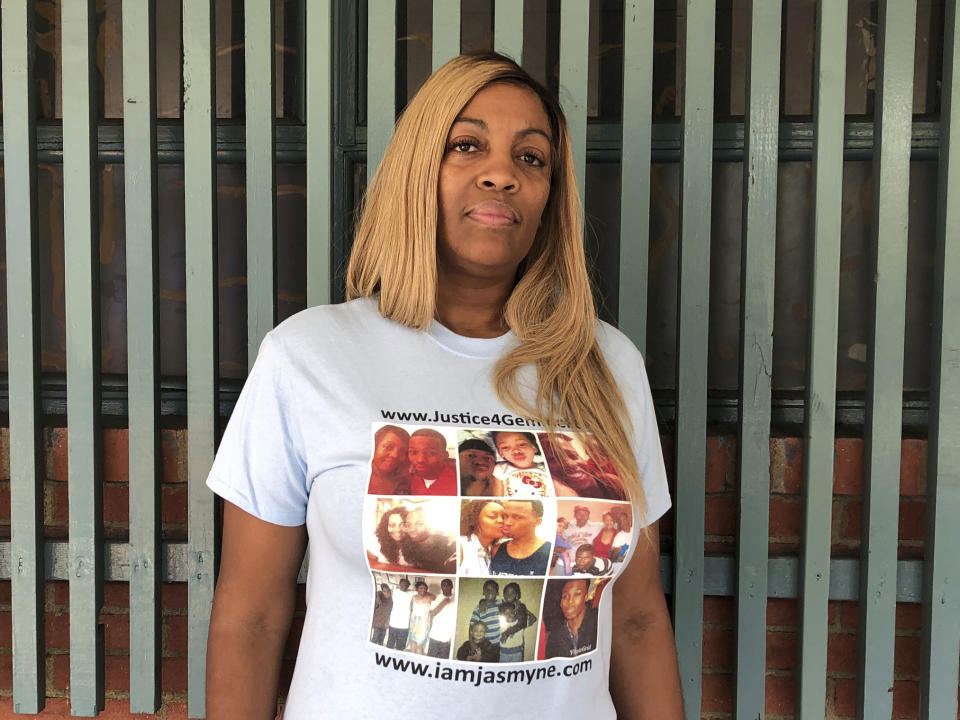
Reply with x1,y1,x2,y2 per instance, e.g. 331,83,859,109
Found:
2,0,46,712
62,0,104,714
245,0,277,368
734,3,781,718
307,0,333,306
558,0,590,206
432,0,460,71
183,1,218,715
123,0,161,712
798,2,847,717
617,0,654,351
857,3,916,719
920,2,960,718
673,2,714,719
493,0,523,63
367,0,396,184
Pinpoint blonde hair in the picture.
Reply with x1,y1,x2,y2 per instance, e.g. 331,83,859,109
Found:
347,53,648,523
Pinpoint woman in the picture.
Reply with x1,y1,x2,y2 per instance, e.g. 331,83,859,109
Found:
205,52,682,719
405,581,436,654
373,506,408,565
540,432,628,501
368,424,411,494
592,512,618,561
459,499,505,575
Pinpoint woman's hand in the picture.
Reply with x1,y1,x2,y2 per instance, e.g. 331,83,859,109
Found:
206,502,307,720
610,520,684,719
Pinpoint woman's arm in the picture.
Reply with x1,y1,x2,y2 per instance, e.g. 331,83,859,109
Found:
610,520,684,719
206,501,307,720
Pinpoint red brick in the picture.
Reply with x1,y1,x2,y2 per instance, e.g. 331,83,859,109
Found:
765,674,796,715
700,672,733,713
51,653,69,691
0,582,10,606
48,482,69,524
832,498,862,550
0,427,10,481
834,677,857,717
103,482,129,525
161,485,188,525
705,495,736,536
161,429,186,484
0,481,11,526
896,603,922,631
705,435,735,493
0,651,12,691
164,701,189,719
0,611,10,648
839,601,858,631
899,439,926,496
766,598,798,627
102,429,129,484
703,596,733,626
103,582,129,610
161,583,187,611
766,629,797,670
769,437,804,494
827,631,857,673
51,580,70,608
894,634,922,677
769,496,803,539
165,614,187,655
162,656,188,694
898,499,926,543
100,613,130,652
47,428,68,483
45,612,70,650
892,679,919,719
834,438,863,495
701,627,733,670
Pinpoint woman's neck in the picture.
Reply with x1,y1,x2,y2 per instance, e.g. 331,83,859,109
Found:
435,269,512,338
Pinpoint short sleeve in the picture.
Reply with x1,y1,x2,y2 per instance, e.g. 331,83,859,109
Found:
206,333,308,526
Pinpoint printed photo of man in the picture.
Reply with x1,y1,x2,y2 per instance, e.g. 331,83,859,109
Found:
408,428,458,495
539,578,606,660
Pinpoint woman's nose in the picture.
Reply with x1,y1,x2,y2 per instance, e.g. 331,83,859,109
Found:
477,151,518,191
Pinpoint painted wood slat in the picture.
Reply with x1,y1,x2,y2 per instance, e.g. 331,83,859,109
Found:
858,3,916,718
61,0,105,714
432,0,460,71
673,3,715,719
1,0,46,712
735,3,781,717
183,1,219,715
122,0,161,712
246,0,277,368
617,0,654,351
493,0,523,64
798,3,848,717
367,0,396,184
558,0,590,207
920,2,960,718
306,0,333,307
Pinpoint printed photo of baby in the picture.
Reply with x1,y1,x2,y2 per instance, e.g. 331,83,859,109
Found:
456,429,552,497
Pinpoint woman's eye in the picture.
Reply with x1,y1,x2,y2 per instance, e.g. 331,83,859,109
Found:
449,140,478,153
519,151,546,167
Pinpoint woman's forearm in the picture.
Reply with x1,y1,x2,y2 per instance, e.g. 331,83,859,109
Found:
206,584,297,720
610,606,684,719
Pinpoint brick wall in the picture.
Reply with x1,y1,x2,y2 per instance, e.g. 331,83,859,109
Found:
0,428,949,718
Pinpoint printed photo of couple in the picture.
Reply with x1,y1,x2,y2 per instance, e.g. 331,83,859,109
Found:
453,578,544,664
537,577,608,660
457,429,552,497
370,572,457,659
458,499,557,577
368,424,459,496
365,497,459,574
551,499,633,576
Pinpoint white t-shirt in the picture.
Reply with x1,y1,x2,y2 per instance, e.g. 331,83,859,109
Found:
207,297,671,719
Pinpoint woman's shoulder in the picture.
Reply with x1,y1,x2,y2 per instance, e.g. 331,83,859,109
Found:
593,319,644,366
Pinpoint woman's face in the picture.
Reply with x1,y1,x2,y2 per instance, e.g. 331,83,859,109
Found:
603,514,615,530
373,431,407,474
386,512,405,541
436,83,552,286
477,502,504,540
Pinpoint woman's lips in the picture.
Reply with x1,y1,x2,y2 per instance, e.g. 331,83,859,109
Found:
467,201,517,226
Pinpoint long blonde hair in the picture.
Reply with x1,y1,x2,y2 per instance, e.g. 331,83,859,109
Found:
347,53,647,518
